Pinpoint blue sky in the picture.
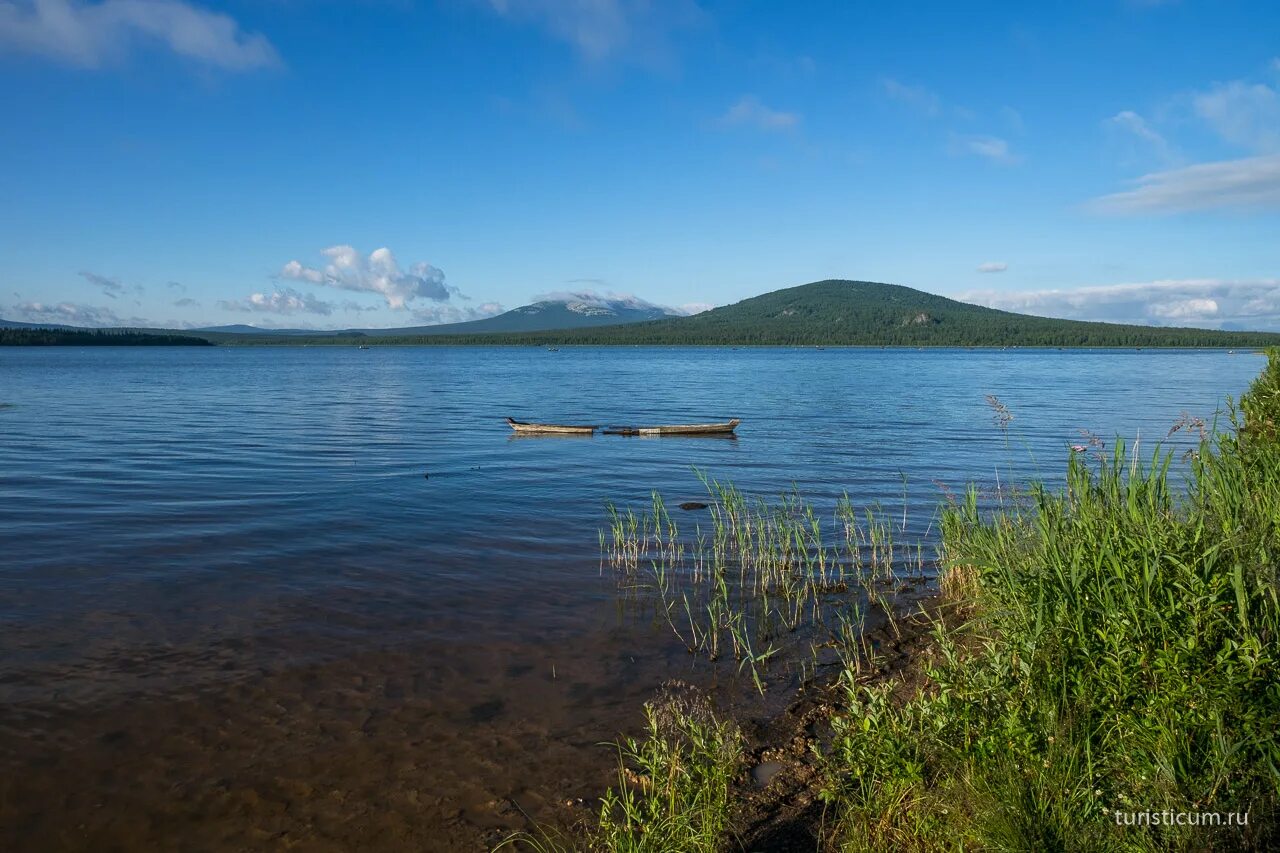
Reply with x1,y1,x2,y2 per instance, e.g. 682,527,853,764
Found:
2,0,1278,330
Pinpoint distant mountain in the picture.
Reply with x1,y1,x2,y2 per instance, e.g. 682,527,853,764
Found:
193,324,340,336
191,295,678,338
366,297,677,336
293,280,1280,348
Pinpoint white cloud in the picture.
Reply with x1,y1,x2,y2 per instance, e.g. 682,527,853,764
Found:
1106,110,1178,164
880,77,941,117
219,287,335,316
949,133,1019,164
1148,297,1219,320
172,296,199,307
959,278,1280,330
532,289,680,314
1091,153,1280,213
409,301,506,325
6,299,149,326
483,0,702,65
1192,79,1280,153
0,0,279,71
78,269,126,298
280,245,455,310
718,95,799,131
680,302,713,315
977,262,1008,273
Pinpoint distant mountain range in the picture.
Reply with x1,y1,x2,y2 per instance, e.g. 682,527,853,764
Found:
6,282,1280,347
191,296,678,337
0,318,81,331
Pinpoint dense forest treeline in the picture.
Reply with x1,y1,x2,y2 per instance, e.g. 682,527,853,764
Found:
0,329,213,346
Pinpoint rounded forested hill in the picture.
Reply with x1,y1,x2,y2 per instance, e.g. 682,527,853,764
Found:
357,280,1280,348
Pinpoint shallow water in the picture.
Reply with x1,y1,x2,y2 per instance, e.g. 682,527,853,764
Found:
0,345,1265,850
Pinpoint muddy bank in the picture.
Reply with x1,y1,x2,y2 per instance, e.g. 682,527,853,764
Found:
729,593,947,851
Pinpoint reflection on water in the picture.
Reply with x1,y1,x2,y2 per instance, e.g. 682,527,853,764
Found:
0,346,1263,850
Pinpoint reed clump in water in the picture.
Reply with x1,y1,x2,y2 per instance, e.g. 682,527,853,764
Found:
822,350,1280,851
602,471,930,690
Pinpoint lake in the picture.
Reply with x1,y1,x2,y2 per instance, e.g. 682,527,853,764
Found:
0,346,1265,850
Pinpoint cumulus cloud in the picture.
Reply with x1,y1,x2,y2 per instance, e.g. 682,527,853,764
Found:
880,77,941,117
0,0,280,71
977,262,1008,273
172,296,199,307
219,287,335,316
950,133,1019,164
959,278,1280,330
279,245,455,310
718,95,799,131
6,300,149,326
1091,153,1280,213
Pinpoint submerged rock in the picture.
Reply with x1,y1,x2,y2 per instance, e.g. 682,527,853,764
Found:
751,761,785,788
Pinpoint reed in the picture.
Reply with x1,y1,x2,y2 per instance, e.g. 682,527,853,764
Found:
600,469,932,691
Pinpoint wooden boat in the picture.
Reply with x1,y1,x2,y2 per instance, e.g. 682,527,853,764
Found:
506,417,598,434
602,419,740,436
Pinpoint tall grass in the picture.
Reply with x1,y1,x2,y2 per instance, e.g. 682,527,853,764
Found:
595,685,743,852
498,684,742,853
824,350,1280,851
602,471,928,690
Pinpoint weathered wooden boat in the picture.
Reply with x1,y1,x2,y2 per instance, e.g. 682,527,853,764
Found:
505,417,598,434
602,419,740,436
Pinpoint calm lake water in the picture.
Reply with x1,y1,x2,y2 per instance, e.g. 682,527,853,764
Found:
0,346,1266,850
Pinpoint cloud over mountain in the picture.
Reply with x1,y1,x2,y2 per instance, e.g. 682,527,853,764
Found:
218,287,335,316
5,299,148,326
960,278,1280,330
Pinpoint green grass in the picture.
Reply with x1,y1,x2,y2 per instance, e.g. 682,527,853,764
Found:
823,350,1280,851
499,685,742,853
